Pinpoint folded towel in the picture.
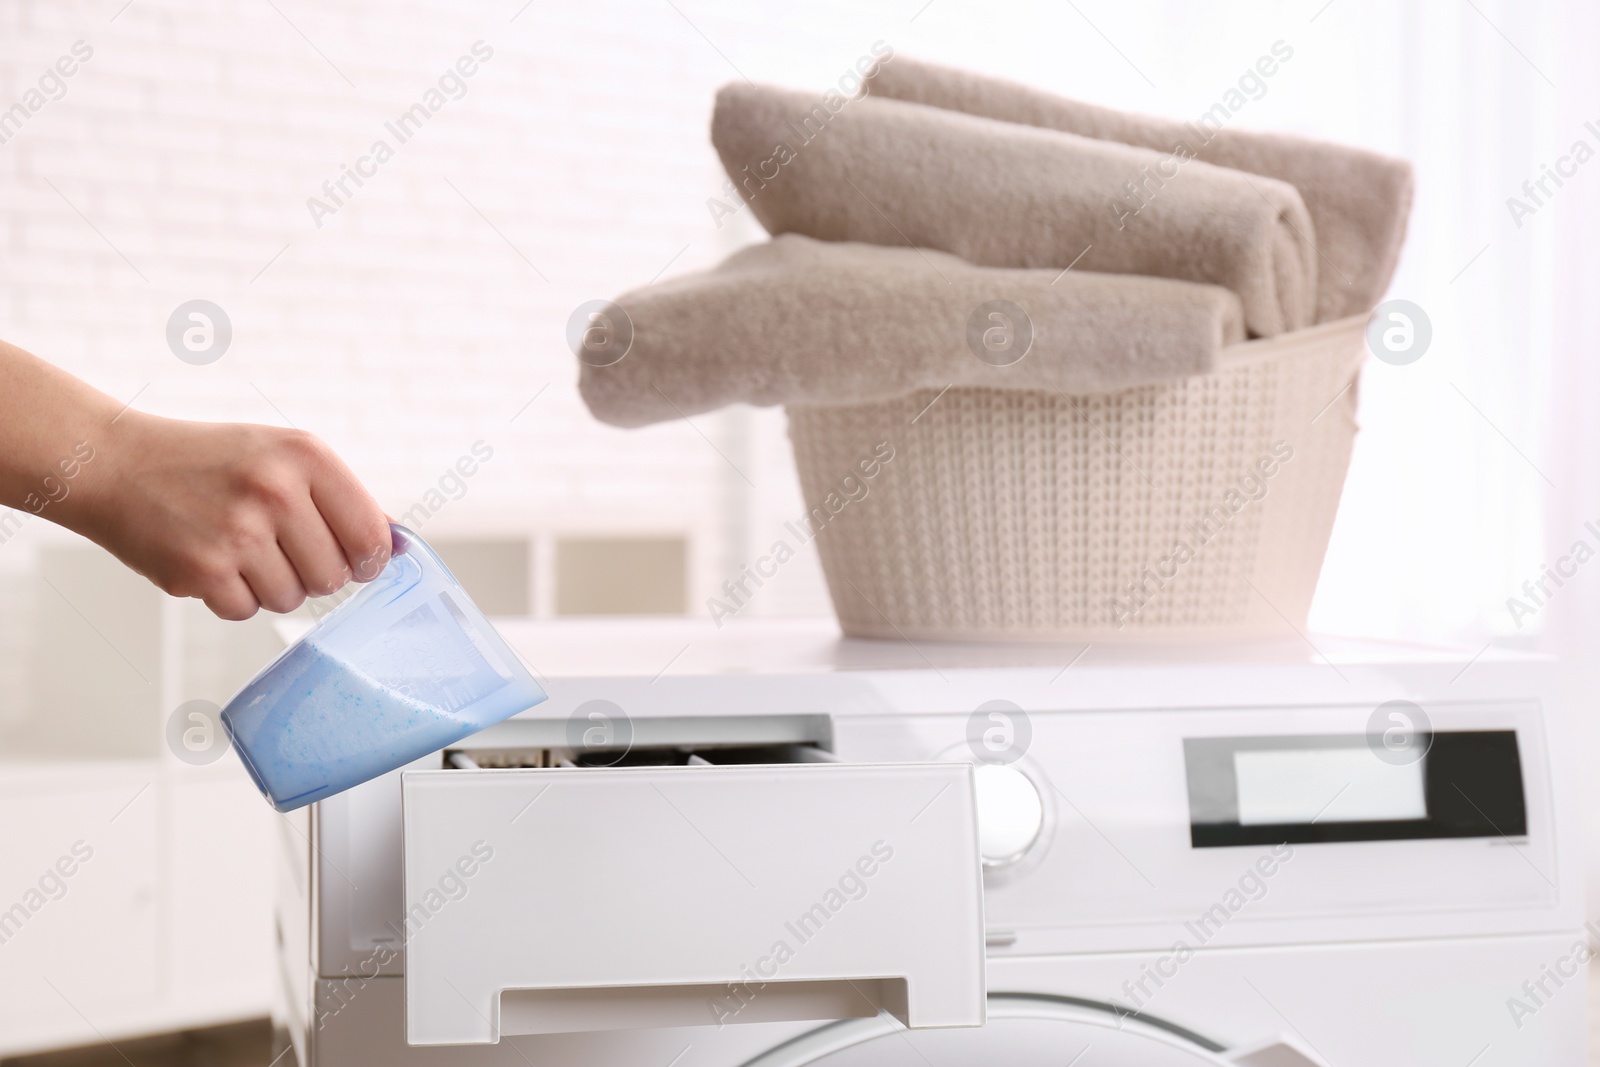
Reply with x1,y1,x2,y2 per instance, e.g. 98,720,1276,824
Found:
577,235,1246,429
711,83,1317,338
863,55,1413,323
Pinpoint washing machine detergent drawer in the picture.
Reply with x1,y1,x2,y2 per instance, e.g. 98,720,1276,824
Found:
399,762,986,1045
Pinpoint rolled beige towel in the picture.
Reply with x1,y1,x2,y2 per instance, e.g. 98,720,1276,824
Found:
576,234,1246,429
863,55,1413,323
711,83,1317,338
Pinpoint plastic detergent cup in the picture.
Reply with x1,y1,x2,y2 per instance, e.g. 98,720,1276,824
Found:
221,524,545,812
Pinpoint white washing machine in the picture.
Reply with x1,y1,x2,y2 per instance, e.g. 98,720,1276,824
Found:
272,618,1587,1067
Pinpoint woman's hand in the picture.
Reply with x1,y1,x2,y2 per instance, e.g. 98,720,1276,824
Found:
1,339,390,619
72,413,393,620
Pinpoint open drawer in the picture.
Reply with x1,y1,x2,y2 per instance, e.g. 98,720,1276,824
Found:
400,739,985,1046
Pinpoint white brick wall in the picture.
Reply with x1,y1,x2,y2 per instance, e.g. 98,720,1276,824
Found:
3,0,954,745
0,0,1571,665
0,0,919,635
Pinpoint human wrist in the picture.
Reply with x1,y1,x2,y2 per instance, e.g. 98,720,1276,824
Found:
0,340,120,515
46,408,155,543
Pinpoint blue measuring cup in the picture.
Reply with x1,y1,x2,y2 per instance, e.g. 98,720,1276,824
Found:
222,524,545,811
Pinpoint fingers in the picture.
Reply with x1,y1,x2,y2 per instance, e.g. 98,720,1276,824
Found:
349,534,393,583
277,499,352,599
304,446,391,582
93,418,392,622
240,542,307,615
203,572,261,622
217,431,385,617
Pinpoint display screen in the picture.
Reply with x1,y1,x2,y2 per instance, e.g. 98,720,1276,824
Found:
1233,747,1427,825
1184,730,1525,848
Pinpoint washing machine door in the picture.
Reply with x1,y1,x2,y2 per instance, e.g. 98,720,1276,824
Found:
741,994,1269,1066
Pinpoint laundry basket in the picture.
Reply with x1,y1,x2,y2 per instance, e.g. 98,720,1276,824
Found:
786,315,1368,641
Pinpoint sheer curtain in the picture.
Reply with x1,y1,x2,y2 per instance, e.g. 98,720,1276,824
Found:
853,0,1578,644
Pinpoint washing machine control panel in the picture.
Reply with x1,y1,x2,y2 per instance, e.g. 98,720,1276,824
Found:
835,698,1561,956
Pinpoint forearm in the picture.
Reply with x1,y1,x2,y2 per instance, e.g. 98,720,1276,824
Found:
0,339,120,529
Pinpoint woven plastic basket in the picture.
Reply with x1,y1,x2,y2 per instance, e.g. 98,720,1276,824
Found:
786,315,1368,641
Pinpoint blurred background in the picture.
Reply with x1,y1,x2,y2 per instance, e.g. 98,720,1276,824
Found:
2,0,1598,1058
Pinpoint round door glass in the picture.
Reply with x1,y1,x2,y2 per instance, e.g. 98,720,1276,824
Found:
741,995,1231,1067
